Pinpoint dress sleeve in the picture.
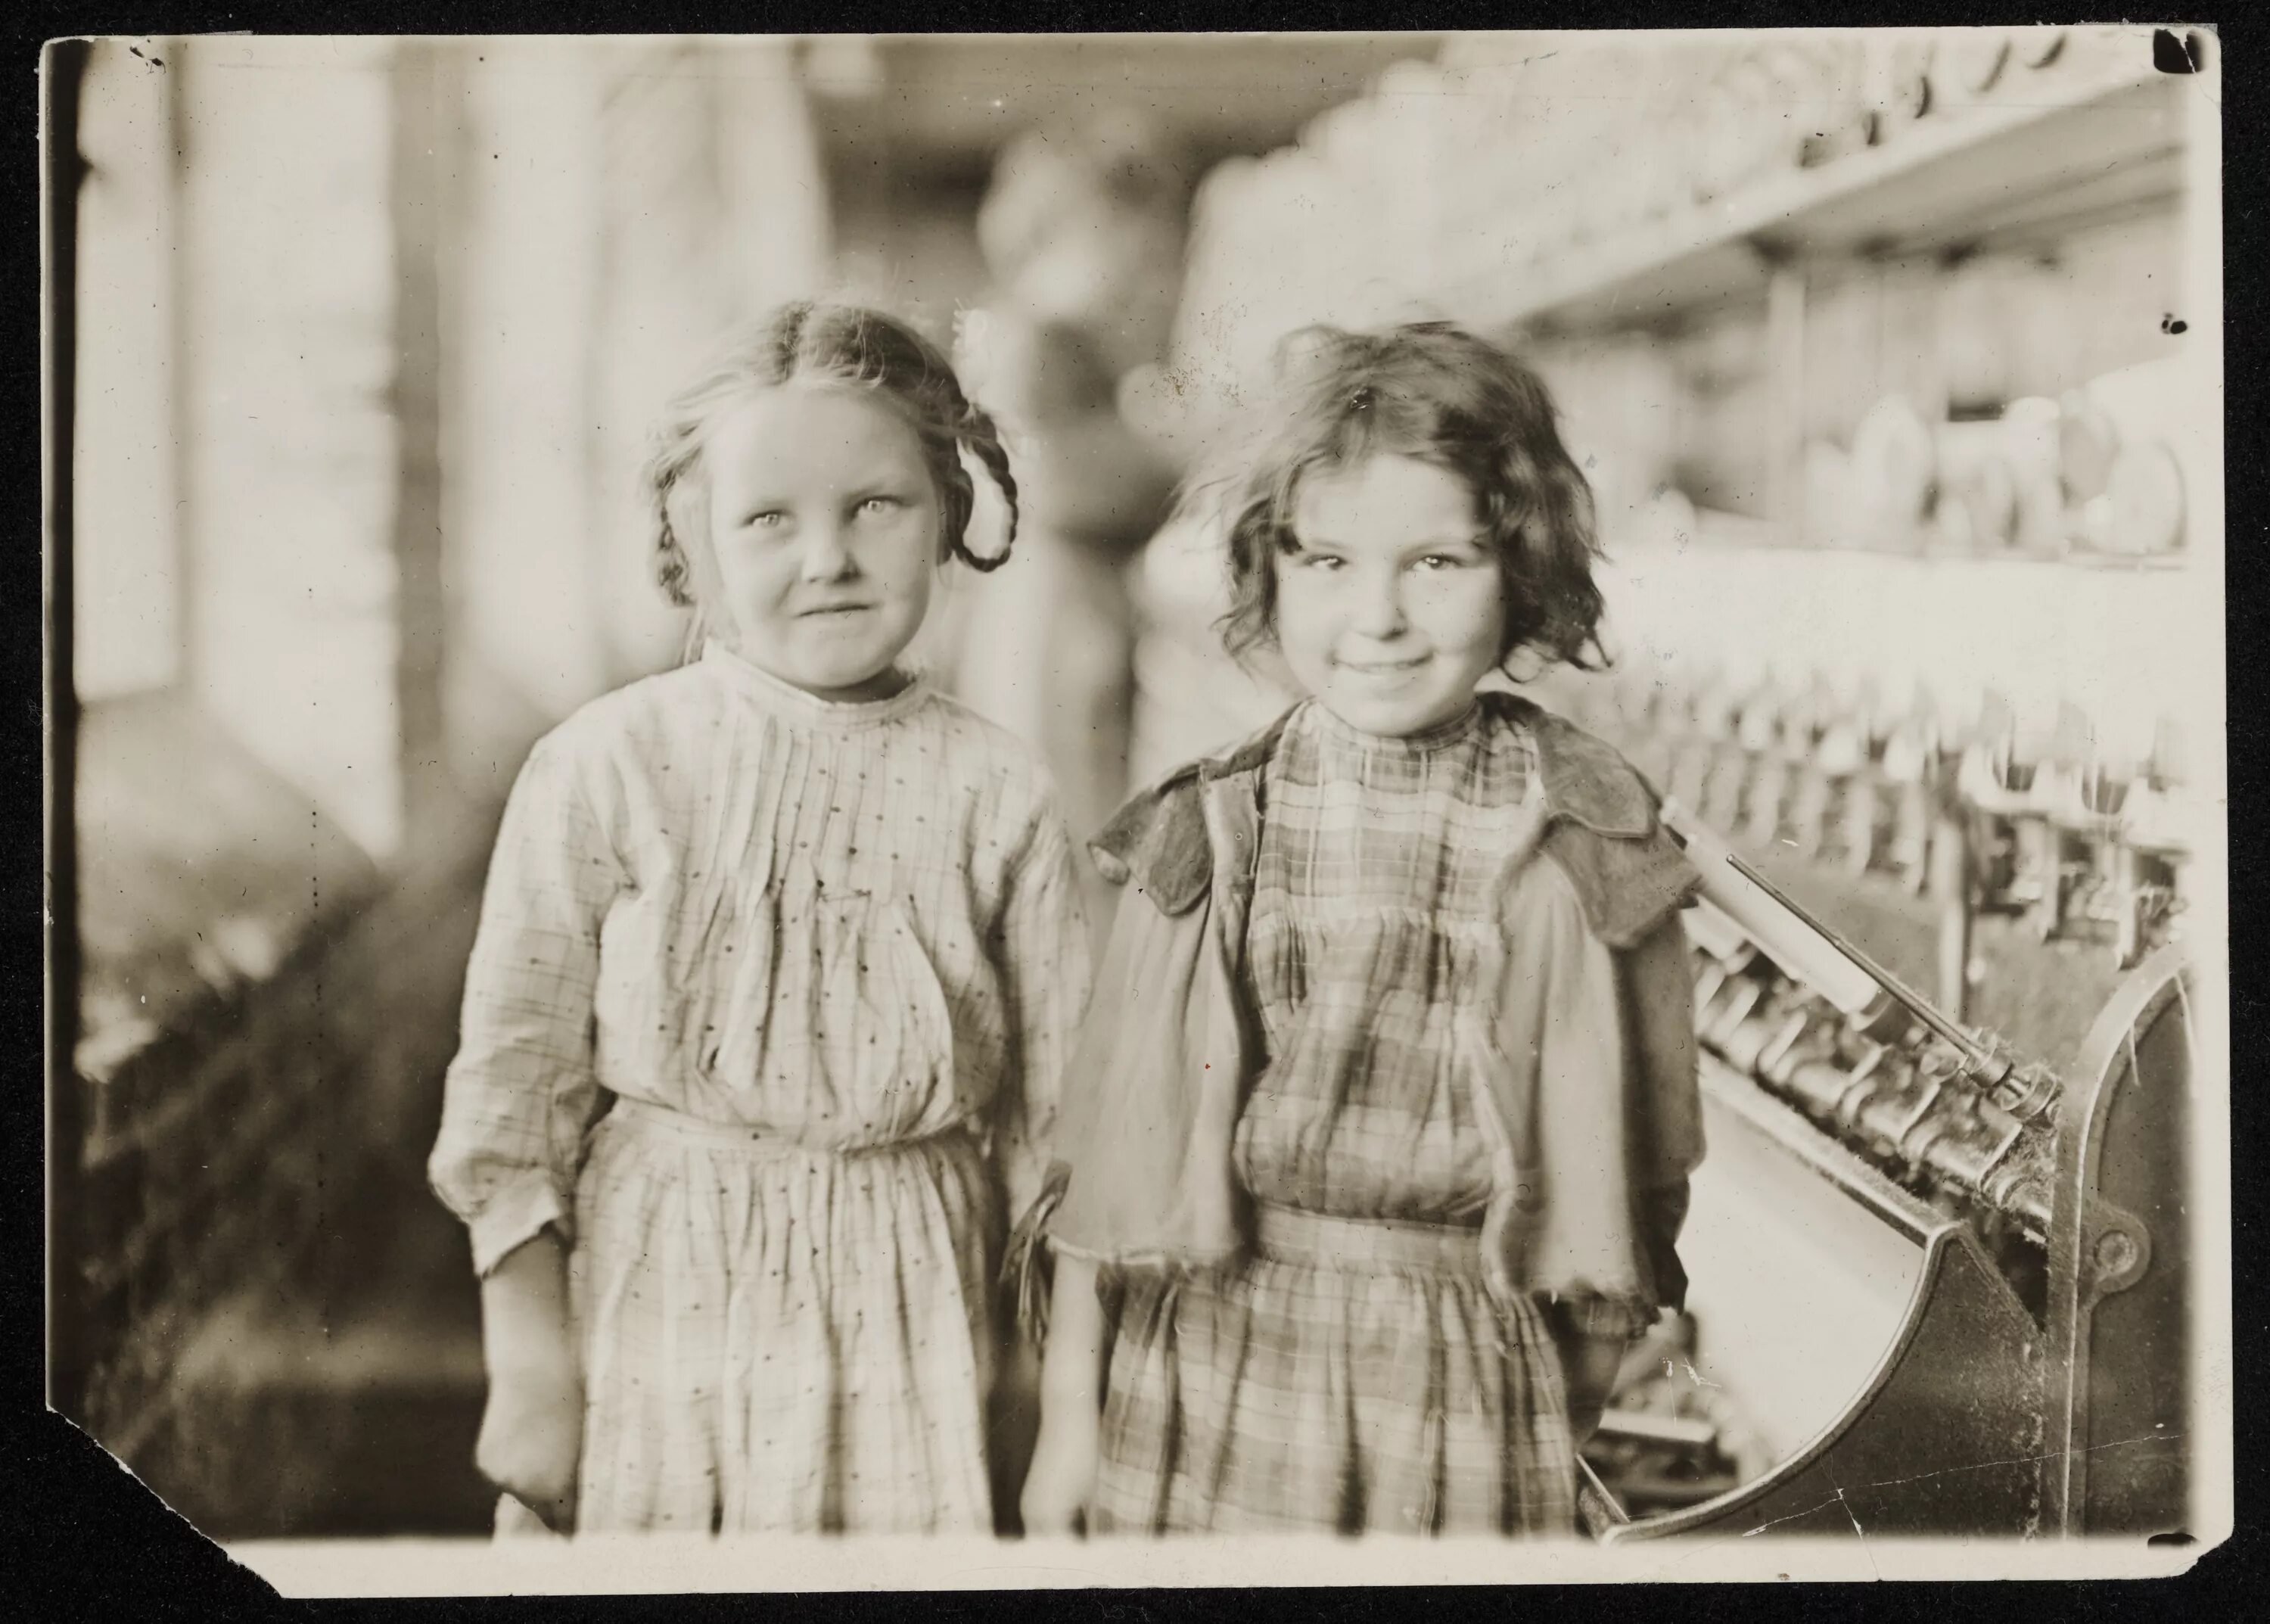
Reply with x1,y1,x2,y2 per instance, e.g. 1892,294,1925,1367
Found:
1619,910,1705,1314
1505,845,1707,1342
990,804,1093,1225
1543,911,1704,1342
428,733,624,1277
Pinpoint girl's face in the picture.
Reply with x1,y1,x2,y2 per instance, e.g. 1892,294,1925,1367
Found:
695,384,941,702
1276,453,1507,738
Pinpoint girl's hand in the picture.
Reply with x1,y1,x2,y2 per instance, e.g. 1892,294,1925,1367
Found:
1020,1252,1112,1536
475,1229,582,1534
1019,1407,1100,1537
1558,1330,1629,1448
477,1351,583,1535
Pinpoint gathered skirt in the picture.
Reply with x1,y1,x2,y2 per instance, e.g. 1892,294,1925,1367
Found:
566,1098,1004,1534
1090,1206,1578,1537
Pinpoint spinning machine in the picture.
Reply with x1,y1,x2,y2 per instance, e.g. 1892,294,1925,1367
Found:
1578,804,2197,1542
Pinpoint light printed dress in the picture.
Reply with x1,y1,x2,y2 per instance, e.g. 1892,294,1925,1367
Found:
1090,699,1578,1535
429,642,1090,1534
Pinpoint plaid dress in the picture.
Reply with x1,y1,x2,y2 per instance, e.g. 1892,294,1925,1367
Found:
430,642,1090,1534
1090,698,1578,1536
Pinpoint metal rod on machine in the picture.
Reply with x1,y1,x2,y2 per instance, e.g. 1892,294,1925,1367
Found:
1661,797,2016,1089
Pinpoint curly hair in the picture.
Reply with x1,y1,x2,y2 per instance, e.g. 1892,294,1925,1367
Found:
645,300,1021,614
1211,321,1608,677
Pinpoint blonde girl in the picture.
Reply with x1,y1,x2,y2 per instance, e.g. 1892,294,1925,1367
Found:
431,301,1092,1535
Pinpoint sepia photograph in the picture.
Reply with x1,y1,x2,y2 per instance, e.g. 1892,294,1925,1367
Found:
42,26,2230,1595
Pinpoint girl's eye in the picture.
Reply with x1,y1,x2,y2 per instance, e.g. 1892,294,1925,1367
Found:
745,510,788,530
1298,552,1345,572
857,495,905,518
1414,553,1464,571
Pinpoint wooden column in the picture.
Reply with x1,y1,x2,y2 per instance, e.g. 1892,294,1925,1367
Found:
439,39,611,755
69,40,185,704
587,39,723,689
583,40,834,686
387,41,461,847
177,38,409,858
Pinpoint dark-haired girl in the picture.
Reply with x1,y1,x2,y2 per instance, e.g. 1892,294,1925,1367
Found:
1019,322,1704,1538
430,302,1092,1535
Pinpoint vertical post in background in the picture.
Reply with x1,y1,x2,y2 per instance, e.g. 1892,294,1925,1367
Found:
387,41,456,848
176,37,409,859
578,39,628,697
1930,813,1973,1022
443,39,614,749
1896,254,1951,431
1762,257,1808,534
70,39,185,705
45,39,90,1420
716,39,835,323
163,43,193,698
582,39,841,692
589,40,729,689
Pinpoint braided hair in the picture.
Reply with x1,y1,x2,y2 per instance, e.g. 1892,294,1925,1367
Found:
645,301,1022,620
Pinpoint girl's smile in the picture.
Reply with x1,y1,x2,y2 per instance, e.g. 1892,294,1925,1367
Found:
1275,453,1507,738
1337,652,1432,677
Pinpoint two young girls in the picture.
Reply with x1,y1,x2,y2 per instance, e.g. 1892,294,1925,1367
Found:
432,303,1702,1542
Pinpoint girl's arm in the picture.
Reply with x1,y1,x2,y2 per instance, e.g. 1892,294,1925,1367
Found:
474,1228,581,1529
430,734,620,1277
1619,914,1705,1318
1022,1252,1111,1535
1544,1302,1634,1447
987,801,1096,1535
990,807,1094,1228
1554,911,1706,1445
429,734,623,1529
